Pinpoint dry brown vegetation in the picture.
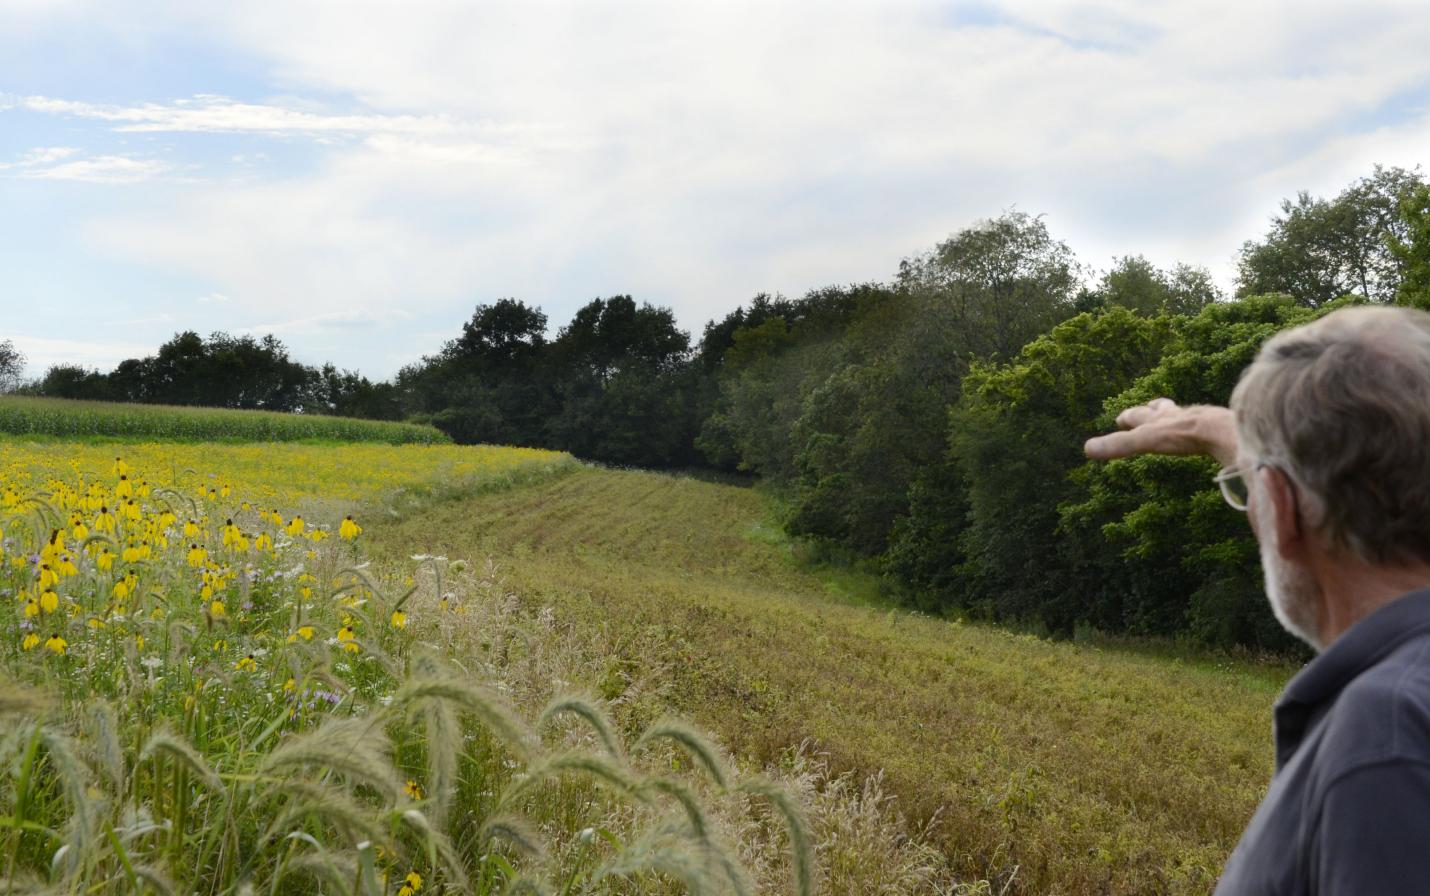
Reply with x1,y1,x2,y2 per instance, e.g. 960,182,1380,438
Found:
369,466,1296,895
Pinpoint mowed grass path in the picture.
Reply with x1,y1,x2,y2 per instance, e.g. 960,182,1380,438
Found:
368,466,1292,895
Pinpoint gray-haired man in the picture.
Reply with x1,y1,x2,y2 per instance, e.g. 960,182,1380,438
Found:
1086,305,1430,893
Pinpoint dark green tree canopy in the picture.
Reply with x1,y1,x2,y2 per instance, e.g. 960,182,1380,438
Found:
1237,165,1424,306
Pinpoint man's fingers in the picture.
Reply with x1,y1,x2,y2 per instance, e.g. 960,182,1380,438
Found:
1085,429,1156,460
1113,398,1180,431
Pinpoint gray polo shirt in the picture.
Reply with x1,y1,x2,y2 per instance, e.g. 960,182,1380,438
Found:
1215,588,1430,894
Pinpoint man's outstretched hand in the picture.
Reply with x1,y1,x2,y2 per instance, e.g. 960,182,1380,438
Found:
1083,399,1238,468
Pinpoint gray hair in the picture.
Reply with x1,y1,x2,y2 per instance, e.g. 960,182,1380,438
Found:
1231,305,1430,566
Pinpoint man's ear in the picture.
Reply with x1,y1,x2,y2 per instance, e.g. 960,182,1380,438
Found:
1259,465,1304,560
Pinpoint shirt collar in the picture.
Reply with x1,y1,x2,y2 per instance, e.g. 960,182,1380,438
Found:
1273,588,1430,767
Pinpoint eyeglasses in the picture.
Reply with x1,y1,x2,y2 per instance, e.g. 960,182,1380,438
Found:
1214,466,1250,511
1213,462,1266,512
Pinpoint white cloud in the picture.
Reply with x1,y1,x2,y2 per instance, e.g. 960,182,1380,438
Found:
196,292,230,304
20,154,170,183
10,0,1430,372
0,145,80,169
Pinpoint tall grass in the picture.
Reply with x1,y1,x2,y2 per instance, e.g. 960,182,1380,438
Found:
369,466,1295,895
0,396,447,444
0,455,811,894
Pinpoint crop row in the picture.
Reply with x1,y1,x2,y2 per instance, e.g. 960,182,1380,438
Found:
0,396,448,444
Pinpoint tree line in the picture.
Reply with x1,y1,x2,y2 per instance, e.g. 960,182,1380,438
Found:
12,164,1430,649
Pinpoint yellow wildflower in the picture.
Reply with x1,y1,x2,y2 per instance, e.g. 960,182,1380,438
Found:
96,548,116,571
115,475,132,498
339,515,362,540
210,600,227,620
44,633,67,655
21,632,39,651
39,590,59,614
23,599,39,619
285,516,304,536
404,780,424,800
235,654,256,672
95,506,116,533
390,610,407,630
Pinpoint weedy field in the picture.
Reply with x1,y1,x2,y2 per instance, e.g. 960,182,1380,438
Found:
0,426,1296,895
0,396,447,444
368,467,1298,896
0,439,819,895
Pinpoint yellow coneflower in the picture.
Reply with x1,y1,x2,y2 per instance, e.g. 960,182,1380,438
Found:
38,589,59,614
235,654,256,672
23,598,39,619
186,544,207,567
209,600,227,620
114,475,132,498
390,609,407,629
95,506,116,533
21,632,39,651
339,515,362,540
44,633,67,655
285,516,305,536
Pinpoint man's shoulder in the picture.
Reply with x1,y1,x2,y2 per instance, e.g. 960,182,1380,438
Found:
1316,635,1430,782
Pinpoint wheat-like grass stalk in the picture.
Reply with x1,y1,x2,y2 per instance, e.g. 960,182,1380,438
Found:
499,752,644,812
86,701,126,791
477,813,547,859
37,726,98,879
739,777,814,896
260,779,394,856
261,716,400,805
594,818,719,896
539,694,624,760
132,864,177,896
635,719,730,789
398,808,471,891
408,653,461,828
139,727,223,793
391,677,538,759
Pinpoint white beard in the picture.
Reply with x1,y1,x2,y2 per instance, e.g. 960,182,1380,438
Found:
1254,494,1325,651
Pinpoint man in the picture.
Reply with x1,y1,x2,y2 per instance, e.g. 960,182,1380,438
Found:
1085,305,1430,894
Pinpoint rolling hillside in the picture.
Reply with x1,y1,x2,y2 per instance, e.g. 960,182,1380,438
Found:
368,465,1294,894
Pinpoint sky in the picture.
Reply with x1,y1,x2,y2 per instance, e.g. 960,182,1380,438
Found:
2,1,1429,380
